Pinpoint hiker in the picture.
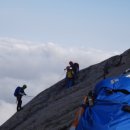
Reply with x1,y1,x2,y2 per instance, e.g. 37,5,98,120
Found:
69,61,79,79
14,84,27,111
65,66,74,88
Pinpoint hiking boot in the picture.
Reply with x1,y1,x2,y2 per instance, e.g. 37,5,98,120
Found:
17,107,23,112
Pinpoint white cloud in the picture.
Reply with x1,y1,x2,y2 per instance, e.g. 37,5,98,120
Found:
0,37,120,125
0,100,16,125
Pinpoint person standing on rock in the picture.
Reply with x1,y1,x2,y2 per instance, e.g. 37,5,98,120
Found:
69,61,79,80
65,66,74,88
14,85,27,111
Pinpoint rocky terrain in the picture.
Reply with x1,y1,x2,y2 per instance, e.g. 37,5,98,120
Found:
1,49,130,130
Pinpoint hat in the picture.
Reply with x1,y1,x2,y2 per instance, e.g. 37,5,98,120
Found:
22,84,27,89
69,61,73,65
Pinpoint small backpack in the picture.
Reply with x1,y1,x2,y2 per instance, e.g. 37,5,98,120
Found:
14,87,21,97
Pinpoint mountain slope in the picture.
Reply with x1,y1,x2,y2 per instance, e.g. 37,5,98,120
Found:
1,49,130,130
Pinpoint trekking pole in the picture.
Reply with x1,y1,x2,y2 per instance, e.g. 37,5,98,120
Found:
24,95,34,98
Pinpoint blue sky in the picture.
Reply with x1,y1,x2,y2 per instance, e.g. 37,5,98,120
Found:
0,0,130,51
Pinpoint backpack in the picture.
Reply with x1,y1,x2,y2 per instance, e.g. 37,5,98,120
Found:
14,87,21,97
74,63,79,73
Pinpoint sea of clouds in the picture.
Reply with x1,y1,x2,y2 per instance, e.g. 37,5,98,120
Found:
0,37,119,125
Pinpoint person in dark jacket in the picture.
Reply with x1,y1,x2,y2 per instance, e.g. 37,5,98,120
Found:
14,84,27,111
69,61,79,79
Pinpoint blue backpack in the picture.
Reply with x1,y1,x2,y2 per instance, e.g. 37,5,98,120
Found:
14,87,21,97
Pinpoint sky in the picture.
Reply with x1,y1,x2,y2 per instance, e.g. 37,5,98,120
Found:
0,0,130,126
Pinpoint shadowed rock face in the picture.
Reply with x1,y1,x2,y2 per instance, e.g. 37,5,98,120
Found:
1,49,130,130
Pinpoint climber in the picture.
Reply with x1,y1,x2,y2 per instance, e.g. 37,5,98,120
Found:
69,61,79,80
65,66,74,88
14,84,27,111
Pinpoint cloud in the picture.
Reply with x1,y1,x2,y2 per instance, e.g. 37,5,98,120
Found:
0,37,120,125
0,100,16,125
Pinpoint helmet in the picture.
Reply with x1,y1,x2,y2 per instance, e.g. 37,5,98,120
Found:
69,61,73,65
22,84,27,89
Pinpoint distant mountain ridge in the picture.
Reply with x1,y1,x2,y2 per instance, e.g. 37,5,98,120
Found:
1,49,130,130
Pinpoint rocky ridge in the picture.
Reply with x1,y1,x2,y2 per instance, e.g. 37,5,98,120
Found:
1,49,130,130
